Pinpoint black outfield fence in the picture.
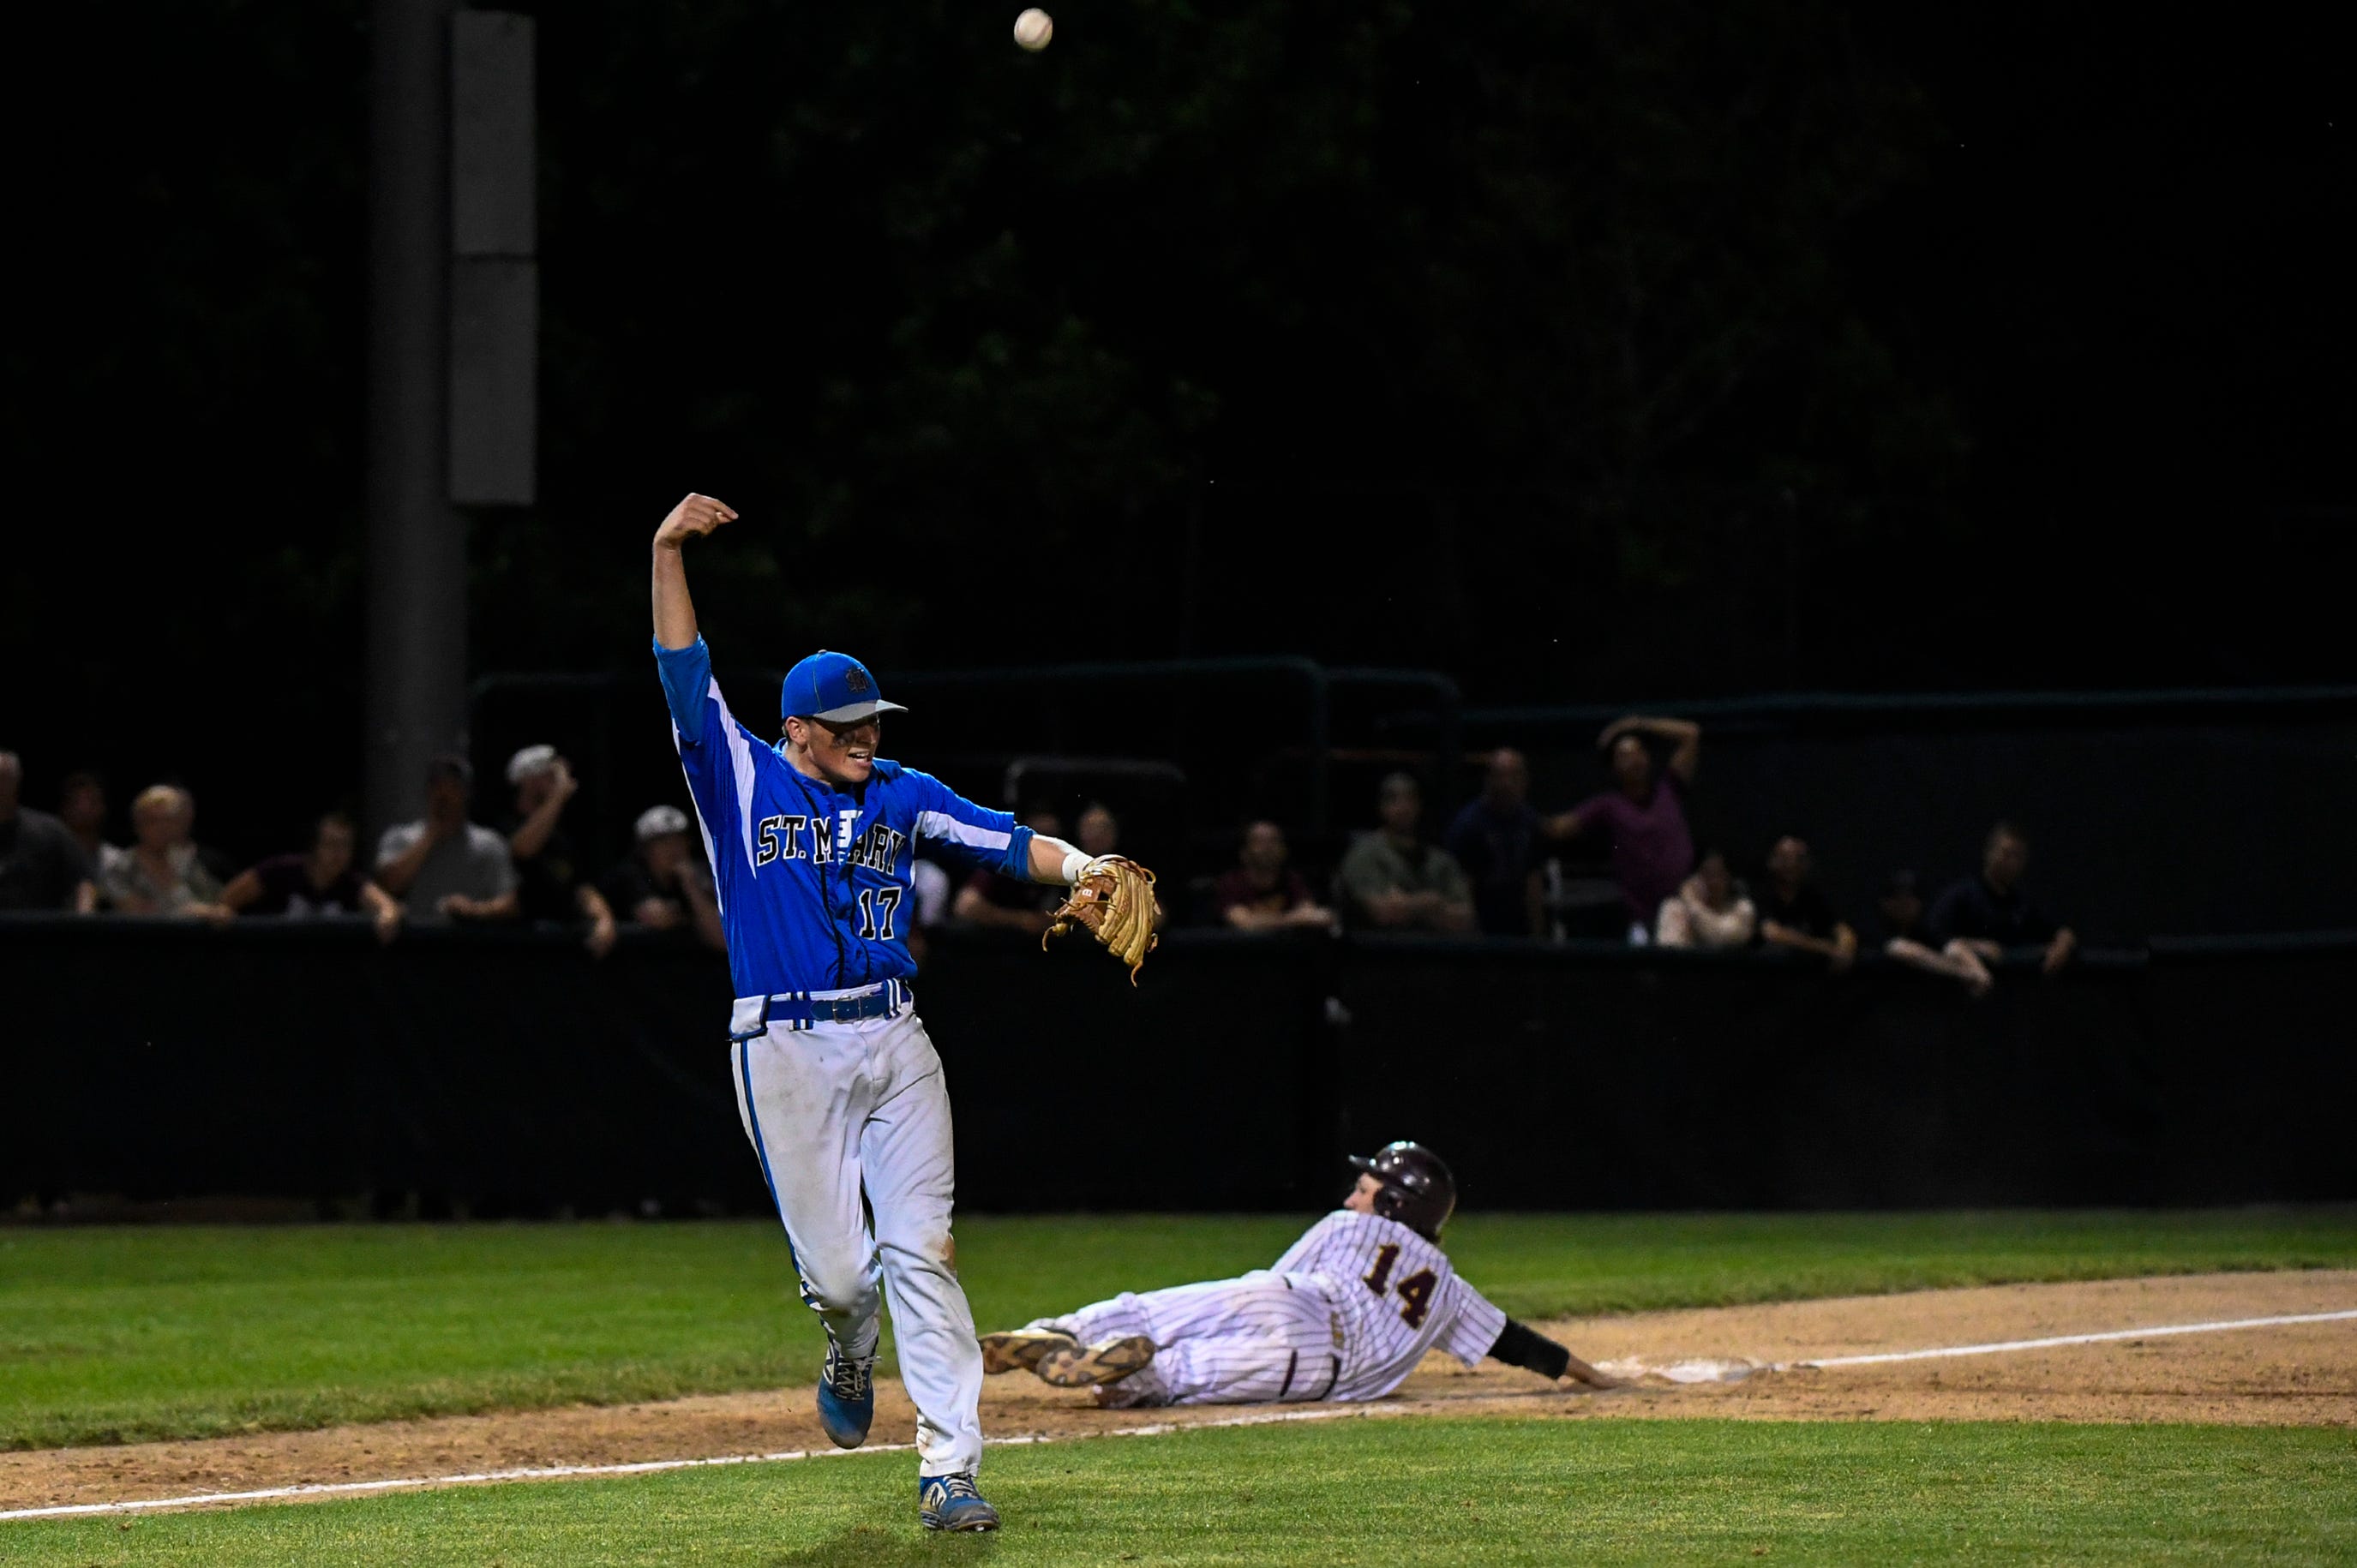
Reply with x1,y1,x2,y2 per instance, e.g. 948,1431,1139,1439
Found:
3,918,2351,1214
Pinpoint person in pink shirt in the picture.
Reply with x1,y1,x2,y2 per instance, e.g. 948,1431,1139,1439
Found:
1546,714,1702,943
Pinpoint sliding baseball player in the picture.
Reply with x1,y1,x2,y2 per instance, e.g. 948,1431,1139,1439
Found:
982,1142,1616,1406
650,493,1155,1533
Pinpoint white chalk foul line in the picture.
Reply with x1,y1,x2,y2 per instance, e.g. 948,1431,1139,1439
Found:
1781,1307,2357,1371
0,1403,1367,1523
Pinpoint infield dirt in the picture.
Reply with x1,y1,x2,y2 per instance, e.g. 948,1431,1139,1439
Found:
5,1269,2350,1515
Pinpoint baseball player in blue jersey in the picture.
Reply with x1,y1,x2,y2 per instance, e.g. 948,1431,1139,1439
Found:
651,493,1122,1533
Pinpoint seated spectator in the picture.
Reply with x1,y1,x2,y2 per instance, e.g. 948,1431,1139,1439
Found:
906,854,954,964
1214,820,1335,932
375,755,519,925
1548,714,1701,944
0,751,96,913
57,771,127,884
909,857,954,931
1928,820,2078,978
222,811,404,943
1337,774,1476,933
1874,870,1927,944
101,784,231,920
601,804,724,952
1445,748,1549,937
1882,864,1993,995
502,745,617,957
1076,800,1122,859
955,806,1066,934
1067,805,1170,940
1654,848,1756,949
1754,835,1858,972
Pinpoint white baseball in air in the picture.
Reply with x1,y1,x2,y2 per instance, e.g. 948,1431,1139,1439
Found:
1013,8,1053,51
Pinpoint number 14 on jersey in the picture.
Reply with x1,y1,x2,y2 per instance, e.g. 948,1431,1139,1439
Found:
1362,1243,1436,1328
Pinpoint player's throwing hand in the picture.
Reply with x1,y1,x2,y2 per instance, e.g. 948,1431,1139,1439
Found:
649,494,1095,1530
654,493,738,548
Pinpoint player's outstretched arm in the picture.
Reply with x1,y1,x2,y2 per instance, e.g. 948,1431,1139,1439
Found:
1557,1348,1622,1390
651,493,738,650
1023,833,1091,888
1488,1318,1621,1389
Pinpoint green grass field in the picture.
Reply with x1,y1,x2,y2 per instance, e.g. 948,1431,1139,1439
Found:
9,1418,2354,1566
4,1209,2354,1564
3,1208,2353,1451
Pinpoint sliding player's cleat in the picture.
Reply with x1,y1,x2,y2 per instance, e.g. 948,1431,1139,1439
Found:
1036,1334,1157,1388
981,1327,1077,1375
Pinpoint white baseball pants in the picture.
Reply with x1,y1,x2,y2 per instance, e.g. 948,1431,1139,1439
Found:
730,1006,983,1477
1037,1272,1341,1408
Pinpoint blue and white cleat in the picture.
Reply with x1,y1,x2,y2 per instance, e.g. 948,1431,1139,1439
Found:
919,1471,1000,1532
814,1344,874,1450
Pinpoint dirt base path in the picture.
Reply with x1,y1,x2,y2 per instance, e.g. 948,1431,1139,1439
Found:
1430,1267,2357,1427
4,1271,2352,1516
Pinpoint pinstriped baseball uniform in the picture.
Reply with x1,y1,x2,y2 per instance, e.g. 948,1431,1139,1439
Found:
1036,1209,1509,1408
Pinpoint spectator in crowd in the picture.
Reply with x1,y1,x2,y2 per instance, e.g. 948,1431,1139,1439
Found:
1881,864,1994,995
1754,835,1858,972
1337,774,1476,932
1214,820,1336,932
1654,847,1756,949
1874,869,1928,944
1928,821,2078,978
221,811,402,943
1066,803,1173,942
502,745,616,957
1445,748,1550,937
101,784,231,920
57,771,127,884
1076,800,1121,859
600,804,724,952
909,857,954,932
0,751,97,913
954,805,1066,934
1548,714,1701,944
905,854,954,963
375,755,519,925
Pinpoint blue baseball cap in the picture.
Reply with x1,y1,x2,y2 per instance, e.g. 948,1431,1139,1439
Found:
781,649,907,724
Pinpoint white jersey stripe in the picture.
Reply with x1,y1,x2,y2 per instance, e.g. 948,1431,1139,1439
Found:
671,717,727,917
915,810,1013,853
714,678,760,873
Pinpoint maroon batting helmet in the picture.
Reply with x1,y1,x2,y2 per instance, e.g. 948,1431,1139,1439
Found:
1347,1140,1457,1241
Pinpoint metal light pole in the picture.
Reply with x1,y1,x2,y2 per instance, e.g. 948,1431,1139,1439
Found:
364,0,463,836
364,0,534,838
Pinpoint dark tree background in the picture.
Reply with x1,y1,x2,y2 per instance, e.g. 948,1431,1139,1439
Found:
6,0,2350,854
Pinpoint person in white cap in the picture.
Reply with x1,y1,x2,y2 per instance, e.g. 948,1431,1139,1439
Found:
600,802,723,951
502,745,617,959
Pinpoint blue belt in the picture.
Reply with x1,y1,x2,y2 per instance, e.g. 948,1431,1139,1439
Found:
732,979,911,1038
807,983,908,1023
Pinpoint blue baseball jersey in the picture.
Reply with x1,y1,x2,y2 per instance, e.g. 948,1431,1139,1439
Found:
654,636,1035,999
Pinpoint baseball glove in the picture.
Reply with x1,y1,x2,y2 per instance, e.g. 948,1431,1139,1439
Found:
1043,855,1161,983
